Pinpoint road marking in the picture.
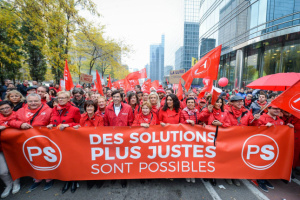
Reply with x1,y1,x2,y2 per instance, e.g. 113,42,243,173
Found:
292,178,300,186
200,179,222,200
241,179,270,200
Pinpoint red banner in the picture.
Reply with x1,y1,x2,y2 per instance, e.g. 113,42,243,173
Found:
1,125,293,181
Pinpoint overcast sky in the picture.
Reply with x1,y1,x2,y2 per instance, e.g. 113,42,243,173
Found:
89,0,184,71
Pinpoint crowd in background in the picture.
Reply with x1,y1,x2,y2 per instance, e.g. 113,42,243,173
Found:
0,78,299,198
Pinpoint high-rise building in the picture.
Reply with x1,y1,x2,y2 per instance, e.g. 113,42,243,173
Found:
150,35,165,83
145,64,150,79
199,0,300,89
175,0,200,72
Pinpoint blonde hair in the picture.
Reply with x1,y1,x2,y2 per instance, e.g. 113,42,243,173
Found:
57,91,71,98
141,101,152,110
148,92,160,108
5,90,25,103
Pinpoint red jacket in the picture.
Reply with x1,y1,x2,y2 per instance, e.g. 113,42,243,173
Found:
10,104,52,128
104,102,134,126
207,109,231,128
80,112,104,127
0,112,18,152
179,109,199,124
159,108,181,124
160,97,166,108
255,113,284,126
50,102,81,127
132,112,158,126
198,108,211,124
225,106,255,126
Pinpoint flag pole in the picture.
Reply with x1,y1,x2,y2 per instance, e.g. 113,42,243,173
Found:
250,102,272,123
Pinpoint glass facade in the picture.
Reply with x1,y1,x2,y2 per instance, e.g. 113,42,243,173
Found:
198,0,300,89
150,35,165,83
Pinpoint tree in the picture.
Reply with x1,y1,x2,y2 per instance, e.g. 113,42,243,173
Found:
0,1,23,84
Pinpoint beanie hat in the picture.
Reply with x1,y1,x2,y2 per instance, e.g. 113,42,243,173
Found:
156,85,165,94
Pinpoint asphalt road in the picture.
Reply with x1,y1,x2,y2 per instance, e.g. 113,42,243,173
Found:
1,176,300,200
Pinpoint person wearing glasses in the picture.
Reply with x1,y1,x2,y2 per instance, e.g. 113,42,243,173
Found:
47,91,81,194
0,101,21,198
71,88,85,114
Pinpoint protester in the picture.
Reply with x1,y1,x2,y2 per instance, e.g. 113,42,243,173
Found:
1,81,14,100
76,100,104,128
97,96,106,117
49,88,57,98
10,94,53,191
249,91,268,114
26,86,36,95
141,91,150,105
198,99,206,111
206,98,230,128
19,80,29,96
156,85,166,104
254,104,293,192
47,91,81,194
137,91,143,102
134,85,141,93
106,89,112,101
281,110,300,171
0,101,21,198
226,96,259,126
244,93,253,109
148,92,160,117
103,90,134,188
132,102,157,127
128,92,140,117
236,88,246,99
71,88,85,114
37,86,51,105
5,90,26,111
159,94,181,126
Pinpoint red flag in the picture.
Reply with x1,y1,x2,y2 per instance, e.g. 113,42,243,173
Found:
177,79,183,101
198,78,213,99
107,74,112,89
64,60,74,91
166,78,169,85
124,78,132,93
142,79,151,92
151,80,159,90
211,87,222,105
96,70,104,96
128,79,139,88
126,68,147,80
271,80,300,119
113,79,125,89
182,45,222,90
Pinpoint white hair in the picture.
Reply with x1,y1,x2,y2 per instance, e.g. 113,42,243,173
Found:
26,93,41,101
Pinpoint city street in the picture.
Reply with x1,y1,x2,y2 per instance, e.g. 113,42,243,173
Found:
2,175,300,200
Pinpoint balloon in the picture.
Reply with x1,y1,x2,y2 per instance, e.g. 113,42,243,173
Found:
218,77,228,87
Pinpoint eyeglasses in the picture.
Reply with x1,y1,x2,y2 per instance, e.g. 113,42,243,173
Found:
27,100,40,103
0,107,11,111
58,97,68,100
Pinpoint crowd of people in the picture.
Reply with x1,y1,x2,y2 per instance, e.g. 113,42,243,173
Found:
0,78,299,198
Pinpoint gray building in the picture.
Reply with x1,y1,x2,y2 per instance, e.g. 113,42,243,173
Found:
199,0,300,89
145,64,150,80
150,35,165,83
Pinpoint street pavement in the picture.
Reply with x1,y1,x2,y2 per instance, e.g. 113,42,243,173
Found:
1,175,300,200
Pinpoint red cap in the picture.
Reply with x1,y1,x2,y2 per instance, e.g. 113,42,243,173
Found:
268,104,279,109
156,85,165,94
200,99,206,103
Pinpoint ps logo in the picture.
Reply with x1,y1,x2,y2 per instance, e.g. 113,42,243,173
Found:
289,93,300,112
193,58,211,76
23,136,62,171
241,134,279,170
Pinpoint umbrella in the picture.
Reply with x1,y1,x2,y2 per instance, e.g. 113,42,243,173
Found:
246,72,300,91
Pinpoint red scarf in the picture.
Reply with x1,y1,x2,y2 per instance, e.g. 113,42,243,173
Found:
183,107,198,116
230,105,243,119
244,99,251,106
57,103,69,111
212,108,223,121
24,105,42,122
257,101,267,107
142,113,152,123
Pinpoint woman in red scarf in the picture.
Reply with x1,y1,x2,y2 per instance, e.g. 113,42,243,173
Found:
180,97,199,126
77,100,104,127
128,92,141,118
132,102,157,127
159,94,181,126
47,91,81,194
0,101,20,198
207,98,230,128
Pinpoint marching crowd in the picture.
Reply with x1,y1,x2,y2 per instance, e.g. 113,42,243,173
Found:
0,78,299,198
